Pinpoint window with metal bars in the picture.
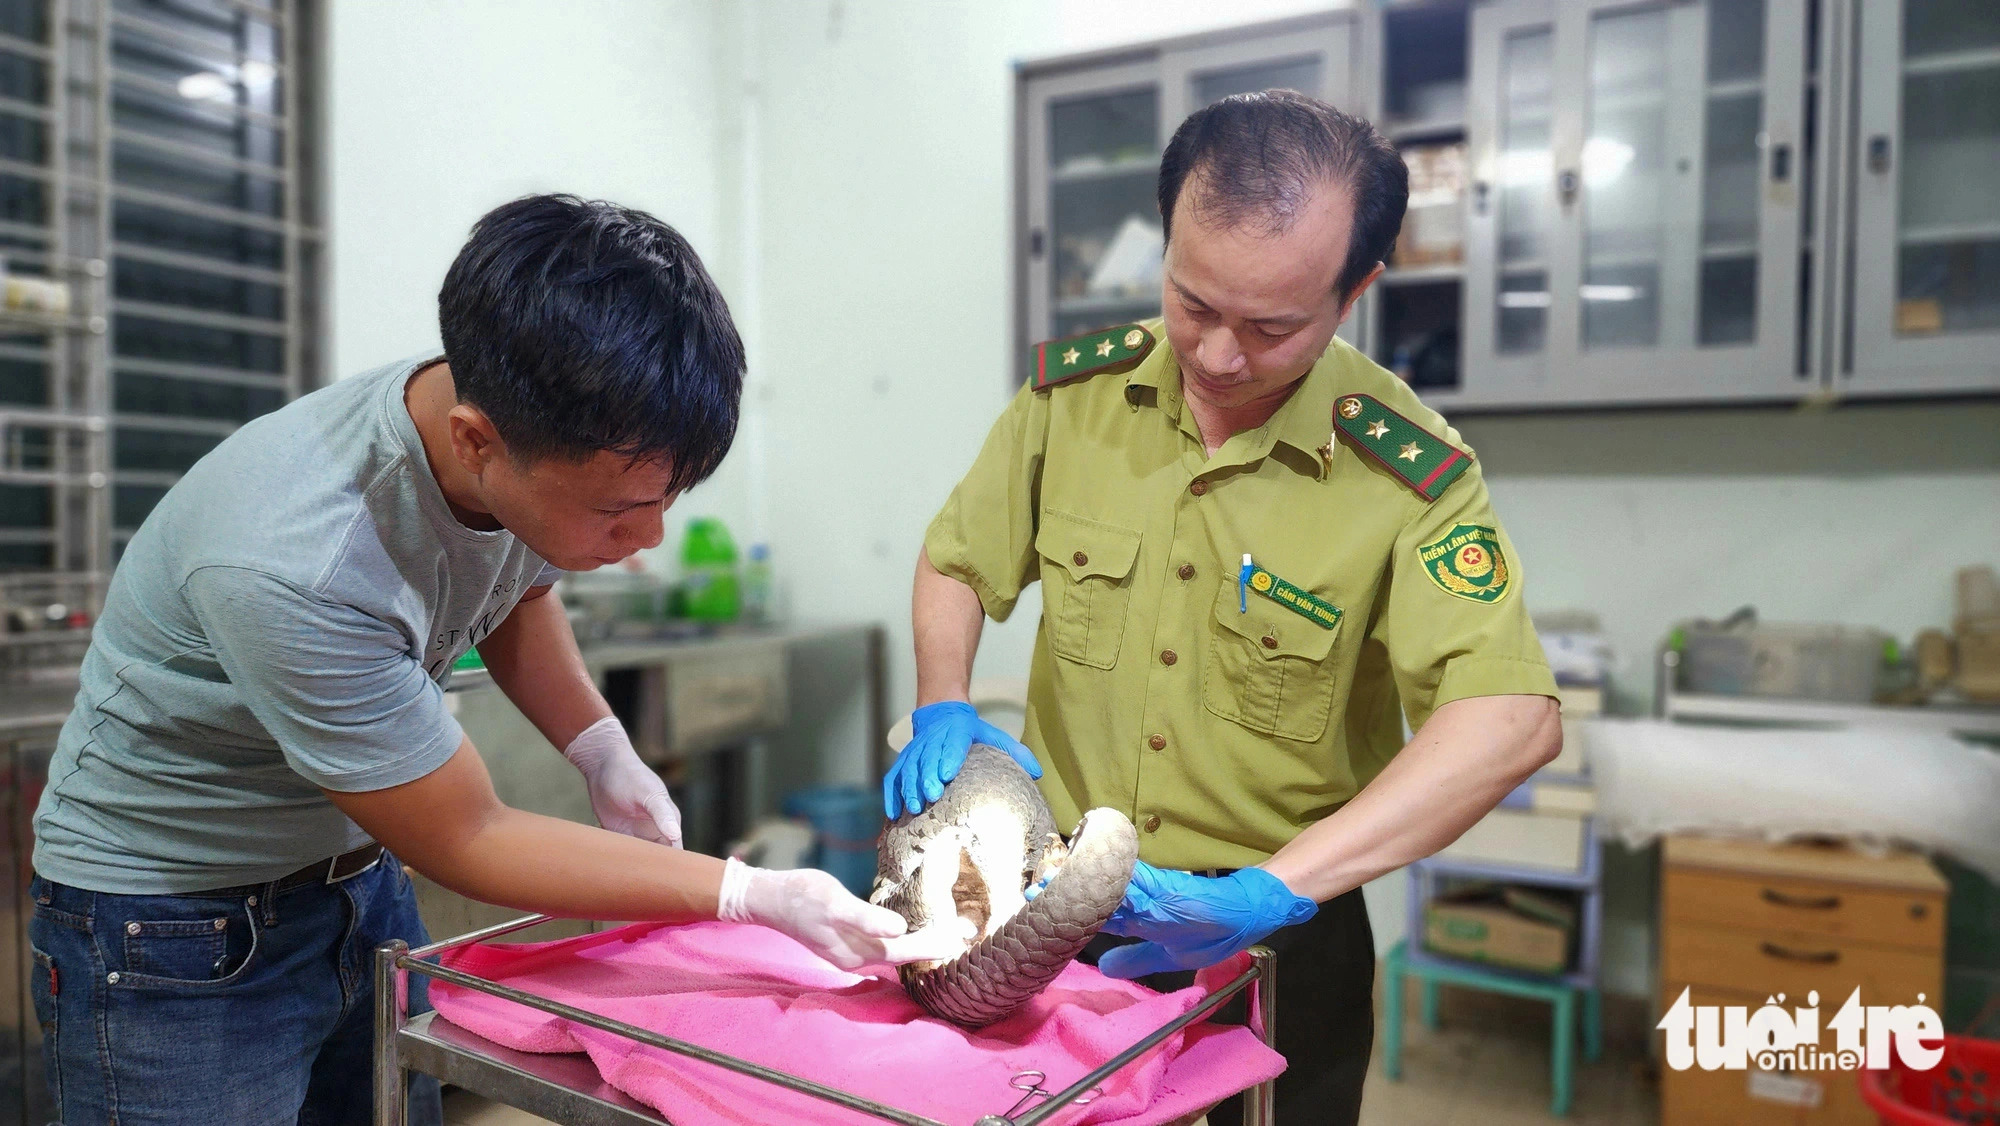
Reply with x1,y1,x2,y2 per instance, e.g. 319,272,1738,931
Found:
0,0,318,595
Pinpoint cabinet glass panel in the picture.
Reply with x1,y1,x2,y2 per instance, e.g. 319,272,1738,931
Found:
1048,88,1161,339
1192,56,1323,106
1579,7,1668,350
1376,281,1461,391
1894,2,2000,337
1699,0,1765,346
1495,26,1552,355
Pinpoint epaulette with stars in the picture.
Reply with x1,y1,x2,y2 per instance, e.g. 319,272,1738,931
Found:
1027,323,1155,390
1328,393,1471,501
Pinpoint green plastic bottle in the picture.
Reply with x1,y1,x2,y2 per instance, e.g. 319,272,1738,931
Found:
680,517,740,622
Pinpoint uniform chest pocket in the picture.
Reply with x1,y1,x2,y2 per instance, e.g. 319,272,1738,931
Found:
1035,510,1142,671
1204,582,1342,742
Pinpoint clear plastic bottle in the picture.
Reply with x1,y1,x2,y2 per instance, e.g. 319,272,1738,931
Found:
742,543,773,624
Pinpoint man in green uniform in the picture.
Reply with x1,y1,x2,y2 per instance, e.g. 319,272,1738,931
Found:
887,92,1562,1123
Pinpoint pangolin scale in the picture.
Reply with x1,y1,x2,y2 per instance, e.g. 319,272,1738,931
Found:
872,744,1137,1028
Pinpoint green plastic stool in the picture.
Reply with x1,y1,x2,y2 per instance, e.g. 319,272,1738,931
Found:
1382,940,1603,1116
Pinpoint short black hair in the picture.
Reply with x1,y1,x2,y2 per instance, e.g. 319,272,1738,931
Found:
1157,90,1408,300
439,194,744,494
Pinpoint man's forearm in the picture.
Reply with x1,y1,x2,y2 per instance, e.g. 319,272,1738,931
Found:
1261,693,1562,902
477,585,610,750
326,740,717,921
433,807,722,920
913,548,986,706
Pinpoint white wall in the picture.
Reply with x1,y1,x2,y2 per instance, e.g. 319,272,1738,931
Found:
324,0,750,530
1467,404,2000,708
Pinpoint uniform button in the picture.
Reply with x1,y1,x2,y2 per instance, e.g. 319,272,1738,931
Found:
1160,649,1177,666
125,921,141,936
1148,733,1167,751
1072,551,1088,567
1178,563,1196,581
1189,480,1208,497
1262,635,1279,650
1143,814,1163,833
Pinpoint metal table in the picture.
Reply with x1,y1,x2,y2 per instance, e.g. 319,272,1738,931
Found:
375,915,1280,1126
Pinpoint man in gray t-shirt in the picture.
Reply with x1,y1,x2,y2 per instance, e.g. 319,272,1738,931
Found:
29,195,952,1126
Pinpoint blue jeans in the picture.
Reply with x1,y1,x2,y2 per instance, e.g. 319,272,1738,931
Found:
29,856,444,1126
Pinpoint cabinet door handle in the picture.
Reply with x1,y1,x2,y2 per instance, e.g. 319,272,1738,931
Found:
1557,169,1579,207
1867,134,1893,174
1769,142,1792,183
1761,887,1840,910
1029,229,1046,258
1473,180,1491,215
1760,941,1840,965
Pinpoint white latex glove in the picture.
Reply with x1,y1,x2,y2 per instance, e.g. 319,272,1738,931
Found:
716,858,965,970
561,716,683,848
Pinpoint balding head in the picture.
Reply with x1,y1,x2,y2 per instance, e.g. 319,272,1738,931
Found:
1157,90,1408,302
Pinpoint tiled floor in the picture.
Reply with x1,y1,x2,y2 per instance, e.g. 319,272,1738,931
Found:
442,978,1661,1125
1362,982,1660,1126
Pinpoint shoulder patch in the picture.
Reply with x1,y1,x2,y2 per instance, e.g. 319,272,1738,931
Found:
1419,524,1512,603
1028,323,1155,390
1330,393,1470,501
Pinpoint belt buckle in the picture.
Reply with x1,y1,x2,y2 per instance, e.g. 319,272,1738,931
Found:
325,847,381,885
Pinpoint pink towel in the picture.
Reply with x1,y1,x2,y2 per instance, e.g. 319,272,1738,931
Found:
429,921,1284,1126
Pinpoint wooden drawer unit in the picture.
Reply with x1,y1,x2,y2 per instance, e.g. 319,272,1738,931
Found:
1662,919,1942,1004
1664,866,1944,951
1658,836,1949,1126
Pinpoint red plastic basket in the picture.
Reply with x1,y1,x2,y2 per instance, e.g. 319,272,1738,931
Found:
1859,1035,2000,1125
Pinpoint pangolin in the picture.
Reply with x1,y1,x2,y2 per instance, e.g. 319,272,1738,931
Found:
872,744,1138,1028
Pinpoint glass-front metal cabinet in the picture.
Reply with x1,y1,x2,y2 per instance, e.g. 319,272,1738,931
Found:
1358,1,1473,398
1446,0,1811,410
1017,14,1358,376
1846,0,2000,396
1016,2,1999,409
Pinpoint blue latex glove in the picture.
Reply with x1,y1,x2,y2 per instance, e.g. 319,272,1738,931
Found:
1097,862,1318,980
882,701,1041,819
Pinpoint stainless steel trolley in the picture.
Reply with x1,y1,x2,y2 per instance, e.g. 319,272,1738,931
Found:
374,914,1281,1126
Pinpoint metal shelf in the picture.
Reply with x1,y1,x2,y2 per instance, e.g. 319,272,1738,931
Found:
1903,45,2000,78
1050,155,1157,183
1662,690,2000,738
1054,292,1158,315
0,310,100,334
1706,77,1764,99
1381,263,1465,286
1900,219,2000,247
1386,117,1466,143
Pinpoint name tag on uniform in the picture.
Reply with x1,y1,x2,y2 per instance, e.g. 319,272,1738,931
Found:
1245,564,1343,630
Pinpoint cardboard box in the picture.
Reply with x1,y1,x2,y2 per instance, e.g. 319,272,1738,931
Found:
1502,885,1577,931
1438,807,1587,872
1394,142,1466,268
1424,900,1570,975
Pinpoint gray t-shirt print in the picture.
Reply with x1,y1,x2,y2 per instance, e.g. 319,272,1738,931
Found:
32,355,562,895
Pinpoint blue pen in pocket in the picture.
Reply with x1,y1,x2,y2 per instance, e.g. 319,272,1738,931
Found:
1238,553,1254,613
